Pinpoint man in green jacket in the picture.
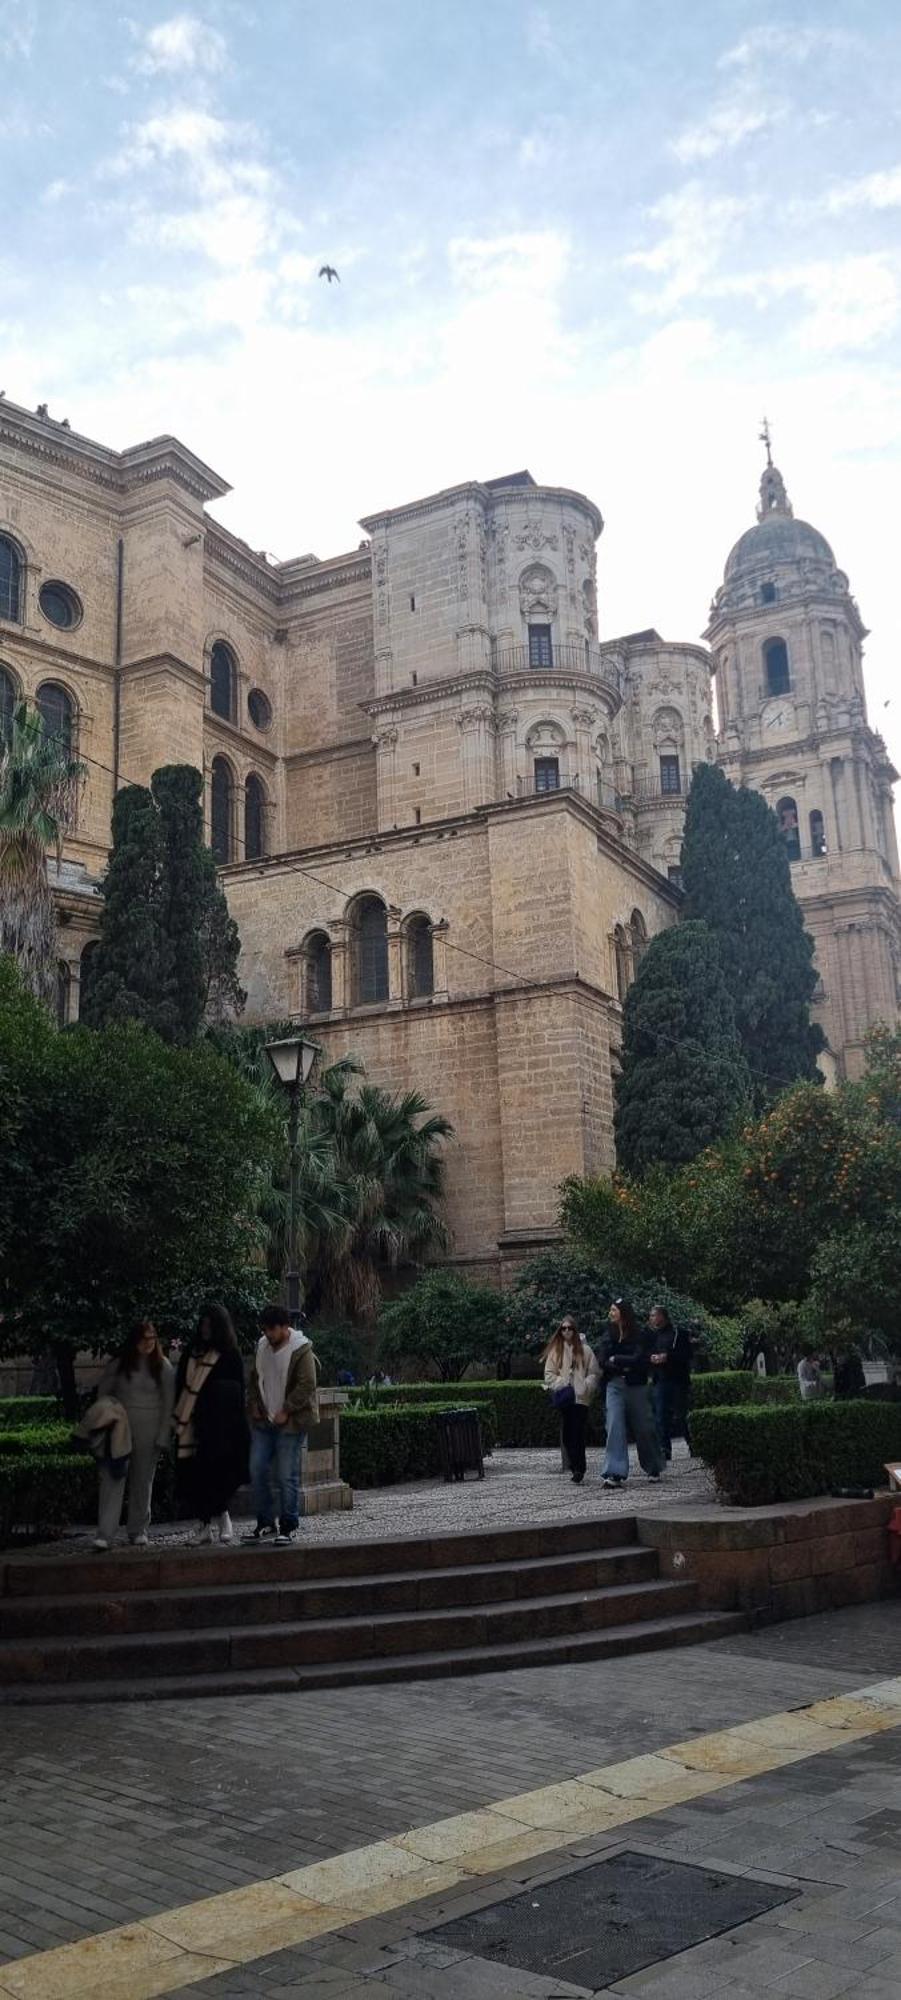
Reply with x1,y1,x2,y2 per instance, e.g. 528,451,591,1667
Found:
245,1304,319,1545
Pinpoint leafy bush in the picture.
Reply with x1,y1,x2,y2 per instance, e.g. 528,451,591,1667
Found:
697,1316,742,1370
691,1373,796,1410
363,1374,793,1443
505,1249,715,1357
0,1396,59,1430
377,1272,511,1381
0,1423,72,1457
0,1445,177,1542
692,1400,901,1505
340,1402,497,1489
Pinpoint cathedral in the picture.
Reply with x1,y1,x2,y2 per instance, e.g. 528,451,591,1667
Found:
1,397,898,1278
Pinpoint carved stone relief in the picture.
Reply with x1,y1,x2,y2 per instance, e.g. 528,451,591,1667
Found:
514,521,559,552
518,562,558,621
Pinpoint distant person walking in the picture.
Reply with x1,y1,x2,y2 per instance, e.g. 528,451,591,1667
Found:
833,1349,866,1399
246,1304,319,1545
648,1305,693,1461
597,1298,663,1488
93,1321,174,1550
797,1351,824,1402
542,1318,600,1485
174,1304,249,1545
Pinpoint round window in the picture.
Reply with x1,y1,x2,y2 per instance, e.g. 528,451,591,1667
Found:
248,687,273,730
39,581,82,631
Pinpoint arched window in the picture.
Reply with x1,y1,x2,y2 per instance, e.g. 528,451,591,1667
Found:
353,895,389,1005
244,773,266,861
78,939,99,1019
613,923,630,1003
0,536,22,623
777,795,801,862
764,637,790,696
534,755,560,793
210,756,233,863
36,681,74,751
305,932,332,1014
810,808,827,858
56,962,71,1028
0,664,16,742
406,914,434,999
630,909,647,969
210,640,237,722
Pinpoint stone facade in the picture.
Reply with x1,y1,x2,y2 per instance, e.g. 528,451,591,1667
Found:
1,398,897,1273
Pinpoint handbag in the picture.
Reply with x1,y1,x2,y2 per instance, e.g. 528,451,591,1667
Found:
551,1384,576,1409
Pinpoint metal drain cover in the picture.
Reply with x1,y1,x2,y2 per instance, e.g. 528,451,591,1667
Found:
428,1849,793,1986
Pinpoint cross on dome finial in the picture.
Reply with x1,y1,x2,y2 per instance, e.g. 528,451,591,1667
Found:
756,419,793,522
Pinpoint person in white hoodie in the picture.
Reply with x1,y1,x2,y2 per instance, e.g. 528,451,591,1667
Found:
245,1303,319,1545
542,1318,600,1484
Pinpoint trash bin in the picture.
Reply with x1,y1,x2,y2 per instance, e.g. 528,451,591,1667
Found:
434,1406,485,1483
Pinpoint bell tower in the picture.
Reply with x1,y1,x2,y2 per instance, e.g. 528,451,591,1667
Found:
708,430,901,1077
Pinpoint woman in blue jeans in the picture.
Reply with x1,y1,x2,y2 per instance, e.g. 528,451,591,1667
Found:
245,1304,319,1545
597,1298,663,1488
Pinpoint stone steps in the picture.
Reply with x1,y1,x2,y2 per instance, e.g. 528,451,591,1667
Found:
0,1516,749,1701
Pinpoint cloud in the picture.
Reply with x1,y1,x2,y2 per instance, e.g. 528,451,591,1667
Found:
132,13,226,75
713,253,900,354
672,87,784,163
626,185,751,310
720,25,855,68
0,0,35,59
826,166,901,213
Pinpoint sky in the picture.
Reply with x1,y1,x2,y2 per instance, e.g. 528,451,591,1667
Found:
4,1,901,762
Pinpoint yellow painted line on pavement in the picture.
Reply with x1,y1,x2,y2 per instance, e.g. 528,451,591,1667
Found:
1,1677,899,1999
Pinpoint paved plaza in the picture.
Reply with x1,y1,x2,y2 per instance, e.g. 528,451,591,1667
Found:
0,1601,899,1997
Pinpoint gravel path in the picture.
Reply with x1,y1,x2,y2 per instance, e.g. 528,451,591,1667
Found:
28,1442,716,1558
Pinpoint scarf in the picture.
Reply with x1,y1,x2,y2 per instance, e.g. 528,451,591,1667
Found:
173,1350,219,1459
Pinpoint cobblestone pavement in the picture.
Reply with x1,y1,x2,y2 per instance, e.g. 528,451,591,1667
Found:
0,1602,899,1994
30,1443,714,1559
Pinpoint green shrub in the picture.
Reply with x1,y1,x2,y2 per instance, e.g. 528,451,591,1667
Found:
0,1446,178,1542
692,1400,901,1505
0,1397,59,1430
0,1423,73,1458
691,1373,796,1410
340,1402,497,1489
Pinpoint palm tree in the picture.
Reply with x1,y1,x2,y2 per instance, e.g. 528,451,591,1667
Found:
307,1068,452,1319
0,702,83,1007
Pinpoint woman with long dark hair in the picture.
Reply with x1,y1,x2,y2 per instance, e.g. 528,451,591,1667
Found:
173,1304,249,1545
94,1321,175,1550
597,1297,662,1488
541,1318,599,1485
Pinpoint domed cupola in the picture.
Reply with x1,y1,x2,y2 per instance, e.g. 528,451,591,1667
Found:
711,427,847,621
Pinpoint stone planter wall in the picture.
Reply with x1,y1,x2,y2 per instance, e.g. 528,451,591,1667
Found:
636,1494,898,1624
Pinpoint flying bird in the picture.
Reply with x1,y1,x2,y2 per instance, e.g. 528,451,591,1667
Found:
318,264,340,284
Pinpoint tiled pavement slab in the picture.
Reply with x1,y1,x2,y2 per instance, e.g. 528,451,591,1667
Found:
0,1605,899,1995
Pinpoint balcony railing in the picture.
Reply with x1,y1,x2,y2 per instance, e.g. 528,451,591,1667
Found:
492,641,623,697
514,773,622,813
629,776,685,803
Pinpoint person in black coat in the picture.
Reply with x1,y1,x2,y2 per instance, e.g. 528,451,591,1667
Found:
173,1304,249,1545
648,1305,693,1460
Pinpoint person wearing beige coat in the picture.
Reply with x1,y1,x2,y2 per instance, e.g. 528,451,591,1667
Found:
542,1319,600,1484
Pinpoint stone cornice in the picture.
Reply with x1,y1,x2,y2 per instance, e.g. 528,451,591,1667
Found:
0,398,229,503
284,735,374,767
119,651,206,690
706,584,868,644
360,479,602,539
365,663,622,719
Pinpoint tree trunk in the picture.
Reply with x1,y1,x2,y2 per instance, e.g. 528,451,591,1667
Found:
53,1343,79,1420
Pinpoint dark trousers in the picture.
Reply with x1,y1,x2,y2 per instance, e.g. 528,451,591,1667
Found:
560,1402,588,1479
653,1379,691,1459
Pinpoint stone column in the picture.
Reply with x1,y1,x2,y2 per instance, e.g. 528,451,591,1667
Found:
457,705,496,810
431,918,449,997
329,919,349,1012
373,725,399,829
570,705,598,794
496,708,520,798
387,907,403,1004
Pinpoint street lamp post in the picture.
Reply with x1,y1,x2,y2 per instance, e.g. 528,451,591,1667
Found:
263,1032,319,1322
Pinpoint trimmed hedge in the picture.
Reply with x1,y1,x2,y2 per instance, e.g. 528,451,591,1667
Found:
692,1400,901,1506
0,1397,59,1430
0,1424,73,1458
0,1454,96,1540
359,1373,796,1445
340,1402,497,1490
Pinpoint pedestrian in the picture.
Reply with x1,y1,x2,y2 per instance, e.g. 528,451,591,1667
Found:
245,1303,319,1546
648,1304,693,1462
173,1304,249,1545
541,1317,600,1485
597,1298,663,1488
797,1350,824,1401
92,1321,174,1550
833,1348,866,1399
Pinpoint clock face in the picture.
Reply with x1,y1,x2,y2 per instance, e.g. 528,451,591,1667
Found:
761,699,793,735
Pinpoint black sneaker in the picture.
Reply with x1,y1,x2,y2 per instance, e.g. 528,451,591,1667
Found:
274,1528,297,1546
243,1524,278,1544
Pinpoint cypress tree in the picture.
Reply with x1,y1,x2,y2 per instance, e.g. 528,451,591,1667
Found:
151,765,207,1042
681,763,824,1102
199,845,246,1025
614,921,750,1176
80,786,176,1035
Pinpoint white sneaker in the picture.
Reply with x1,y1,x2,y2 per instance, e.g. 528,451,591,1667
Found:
130,1532,150,1547
217,1511,234,1544
193,1524,214,1545
92,1536,109,1552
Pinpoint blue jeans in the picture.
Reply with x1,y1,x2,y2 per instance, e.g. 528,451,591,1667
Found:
602,1380,662,1481
250,1426,304,1531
